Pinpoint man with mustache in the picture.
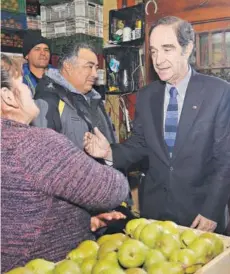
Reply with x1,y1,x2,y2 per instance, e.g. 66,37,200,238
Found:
22,31,51,97
33,42,131,233
84,16,230,234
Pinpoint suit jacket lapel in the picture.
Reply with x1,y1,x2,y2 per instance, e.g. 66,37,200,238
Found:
173,71,205,159
150,81,169,164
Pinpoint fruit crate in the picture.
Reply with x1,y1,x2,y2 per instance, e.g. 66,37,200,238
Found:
1,30,24,54
1,32,23,48
26,0,40,16
41,18,103,39
1,0,26,14
40,0,103,23
177,225,230,274
1,11,27,30
49,33,103,55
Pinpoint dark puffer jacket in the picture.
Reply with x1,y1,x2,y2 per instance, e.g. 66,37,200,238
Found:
33,68,116,150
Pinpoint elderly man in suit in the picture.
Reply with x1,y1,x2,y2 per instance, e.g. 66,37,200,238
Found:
84,16,230,234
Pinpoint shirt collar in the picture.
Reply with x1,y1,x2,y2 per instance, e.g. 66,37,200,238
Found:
166,66,192,98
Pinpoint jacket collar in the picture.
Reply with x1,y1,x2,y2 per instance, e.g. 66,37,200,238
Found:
45,68,101,101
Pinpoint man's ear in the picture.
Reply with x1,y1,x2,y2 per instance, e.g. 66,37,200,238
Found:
183,42,194,58
63,61,73,73
1,87,19,109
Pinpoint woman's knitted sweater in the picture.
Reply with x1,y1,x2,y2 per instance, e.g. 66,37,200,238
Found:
1,118,129,272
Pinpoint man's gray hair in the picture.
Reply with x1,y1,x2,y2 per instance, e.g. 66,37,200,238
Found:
149,16,195,60
58,42,97,69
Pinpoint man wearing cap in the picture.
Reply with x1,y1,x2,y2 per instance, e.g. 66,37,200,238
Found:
22,30,51,96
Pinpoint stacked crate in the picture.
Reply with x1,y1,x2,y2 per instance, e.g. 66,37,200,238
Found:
26,0,41,30
1,0,27,53
40,0,103,38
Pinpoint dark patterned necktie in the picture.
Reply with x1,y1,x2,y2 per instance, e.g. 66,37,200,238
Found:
164,87,178,157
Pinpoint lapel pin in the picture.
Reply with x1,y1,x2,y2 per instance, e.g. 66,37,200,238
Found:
192,105,197,109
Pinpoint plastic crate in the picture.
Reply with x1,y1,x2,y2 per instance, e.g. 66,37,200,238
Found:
27,16,41,30
39,0,103,6
1,0,26,14
40,0,103,23
41,18,103,39
1,11,27,30
49,33,103,55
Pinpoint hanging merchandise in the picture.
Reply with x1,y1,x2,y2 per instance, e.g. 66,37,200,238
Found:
109,57,120,73
122,26,132,42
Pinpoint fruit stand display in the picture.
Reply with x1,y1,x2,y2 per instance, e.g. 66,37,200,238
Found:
1,0,27,54
1,0,26,13
6,219,230,274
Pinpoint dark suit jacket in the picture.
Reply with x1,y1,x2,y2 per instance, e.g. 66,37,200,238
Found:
112,70,230,233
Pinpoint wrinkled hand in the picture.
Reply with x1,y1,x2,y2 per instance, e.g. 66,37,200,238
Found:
191,214,217,232
90,211,126,232
83,127,112,160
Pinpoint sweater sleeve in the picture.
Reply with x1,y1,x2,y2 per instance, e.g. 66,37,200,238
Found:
23,127,129,212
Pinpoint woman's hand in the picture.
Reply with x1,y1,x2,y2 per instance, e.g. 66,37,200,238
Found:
91,211,126,232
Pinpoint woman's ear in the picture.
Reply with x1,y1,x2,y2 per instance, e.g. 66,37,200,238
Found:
1,87,19,109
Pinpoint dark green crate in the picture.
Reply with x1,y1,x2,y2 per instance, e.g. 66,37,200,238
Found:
39,0,103,6
49,34,103,55
1,0,26,14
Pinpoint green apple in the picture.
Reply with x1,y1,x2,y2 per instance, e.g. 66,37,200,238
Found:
148,261,184,274
125,268,147,274
118,239,148,268
25,258,55,274
169,248,200,274
180,229,198,248
66,248,85,264
54,260,81,274
133,221,149,240
155,234,181,258
98,239,123,259
81,257,97,274
77,240,99,258
199,232,224,257
92,258,120,274
125,218,148,237
189,237,214,264
99,251,119,264
159,221,179,235
100,268,126,274
5,267,34,274
97,234,112,246
139,222,162,248
144,249,166,271
110,233,128,242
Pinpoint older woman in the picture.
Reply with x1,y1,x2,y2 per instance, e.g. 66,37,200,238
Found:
1,66,129,272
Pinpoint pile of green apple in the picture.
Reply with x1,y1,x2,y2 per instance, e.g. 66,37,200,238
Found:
6,219,225,274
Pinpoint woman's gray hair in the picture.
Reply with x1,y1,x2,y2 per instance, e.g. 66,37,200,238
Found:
58,42,97,69
1,67,12,90
149,16,195,57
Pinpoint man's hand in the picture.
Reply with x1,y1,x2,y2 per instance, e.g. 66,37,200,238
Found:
83,127,112,160
191,214,217,232
90,211,126,232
